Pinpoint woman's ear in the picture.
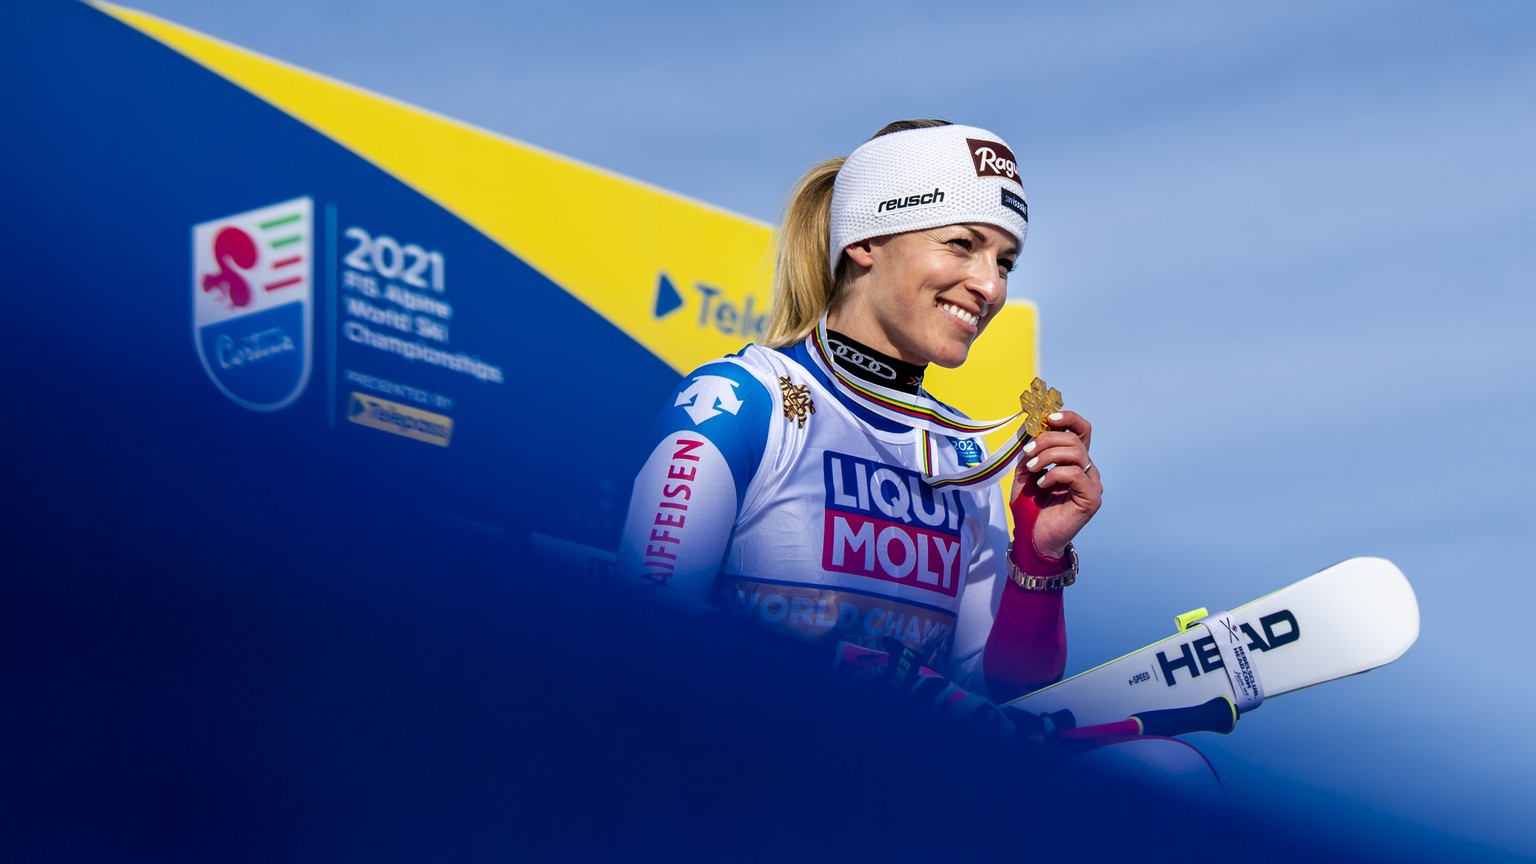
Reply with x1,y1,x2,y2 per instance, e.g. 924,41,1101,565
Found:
844,239,876,269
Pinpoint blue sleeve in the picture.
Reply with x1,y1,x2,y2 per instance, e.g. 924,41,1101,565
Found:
644,360,772,510
616,360,773,601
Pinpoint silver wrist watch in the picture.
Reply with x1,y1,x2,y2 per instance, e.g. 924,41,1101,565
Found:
1004,542,1079,591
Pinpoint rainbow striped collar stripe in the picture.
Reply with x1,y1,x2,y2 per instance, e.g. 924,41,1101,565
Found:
805,317,1034,489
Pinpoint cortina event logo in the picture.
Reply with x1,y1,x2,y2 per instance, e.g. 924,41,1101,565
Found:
193,197,314,411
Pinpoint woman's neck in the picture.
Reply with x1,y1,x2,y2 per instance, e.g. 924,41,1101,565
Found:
824,328,926,394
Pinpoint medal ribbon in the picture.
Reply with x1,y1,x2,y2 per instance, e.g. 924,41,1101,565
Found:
806,317,1035,489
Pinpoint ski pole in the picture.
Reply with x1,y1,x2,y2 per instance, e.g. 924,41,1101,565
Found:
1052,696,1238,742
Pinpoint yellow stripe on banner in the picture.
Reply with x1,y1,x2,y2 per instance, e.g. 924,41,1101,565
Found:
92,4,1037,380
93,1,1039,523
91,1,773,376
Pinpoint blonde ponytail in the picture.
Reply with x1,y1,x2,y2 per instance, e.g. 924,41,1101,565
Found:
763,156,843,347
762,119,953,348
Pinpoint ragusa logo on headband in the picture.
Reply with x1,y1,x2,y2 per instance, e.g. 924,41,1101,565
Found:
965,138,1022,187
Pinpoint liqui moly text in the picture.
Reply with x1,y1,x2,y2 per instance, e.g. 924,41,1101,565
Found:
821,452,966,597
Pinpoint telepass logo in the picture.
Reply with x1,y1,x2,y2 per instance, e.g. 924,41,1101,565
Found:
193,197,314,411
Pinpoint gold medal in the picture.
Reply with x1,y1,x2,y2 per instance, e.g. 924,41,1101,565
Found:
1018,377,1063,439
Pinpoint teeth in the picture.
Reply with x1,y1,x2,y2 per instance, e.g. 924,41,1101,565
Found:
940,302,979,327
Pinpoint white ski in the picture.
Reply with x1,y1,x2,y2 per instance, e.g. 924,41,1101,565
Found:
1006,557,1419,731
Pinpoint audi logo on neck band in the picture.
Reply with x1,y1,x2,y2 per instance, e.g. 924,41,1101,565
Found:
828,124,1029,277
828,337,897,380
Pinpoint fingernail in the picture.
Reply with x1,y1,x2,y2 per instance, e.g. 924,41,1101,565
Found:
1023,440,1037,454
1048,412,1063,422
1025,456,1039,470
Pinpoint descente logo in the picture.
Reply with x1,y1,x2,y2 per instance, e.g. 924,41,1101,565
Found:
966,138,1022,186
876,187,945,214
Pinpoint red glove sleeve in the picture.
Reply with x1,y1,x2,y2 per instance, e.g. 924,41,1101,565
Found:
982,482,1070,702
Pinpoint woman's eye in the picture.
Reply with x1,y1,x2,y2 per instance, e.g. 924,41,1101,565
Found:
1000,258,1016,273
947,238,973,251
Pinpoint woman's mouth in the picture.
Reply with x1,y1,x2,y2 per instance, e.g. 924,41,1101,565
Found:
938,301,980,329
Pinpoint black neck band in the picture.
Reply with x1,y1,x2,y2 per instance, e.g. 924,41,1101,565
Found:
824,330,927,395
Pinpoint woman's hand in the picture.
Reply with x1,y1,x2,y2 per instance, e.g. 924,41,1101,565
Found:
1009,410,1101,560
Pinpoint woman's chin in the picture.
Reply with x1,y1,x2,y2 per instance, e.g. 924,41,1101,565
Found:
930,345,973,369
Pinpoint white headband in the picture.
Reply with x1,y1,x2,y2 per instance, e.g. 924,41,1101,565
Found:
828,124,1029,277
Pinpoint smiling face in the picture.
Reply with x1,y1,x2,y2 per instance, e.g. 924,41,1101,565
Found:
829,223,1018,369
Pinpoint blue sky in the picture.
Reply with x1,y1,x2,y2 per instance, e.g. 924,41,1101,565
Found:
116,0,1536,856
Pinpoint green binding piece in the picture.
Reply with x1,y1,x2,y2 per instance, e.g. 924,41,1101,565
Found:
1174,607,1210,632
